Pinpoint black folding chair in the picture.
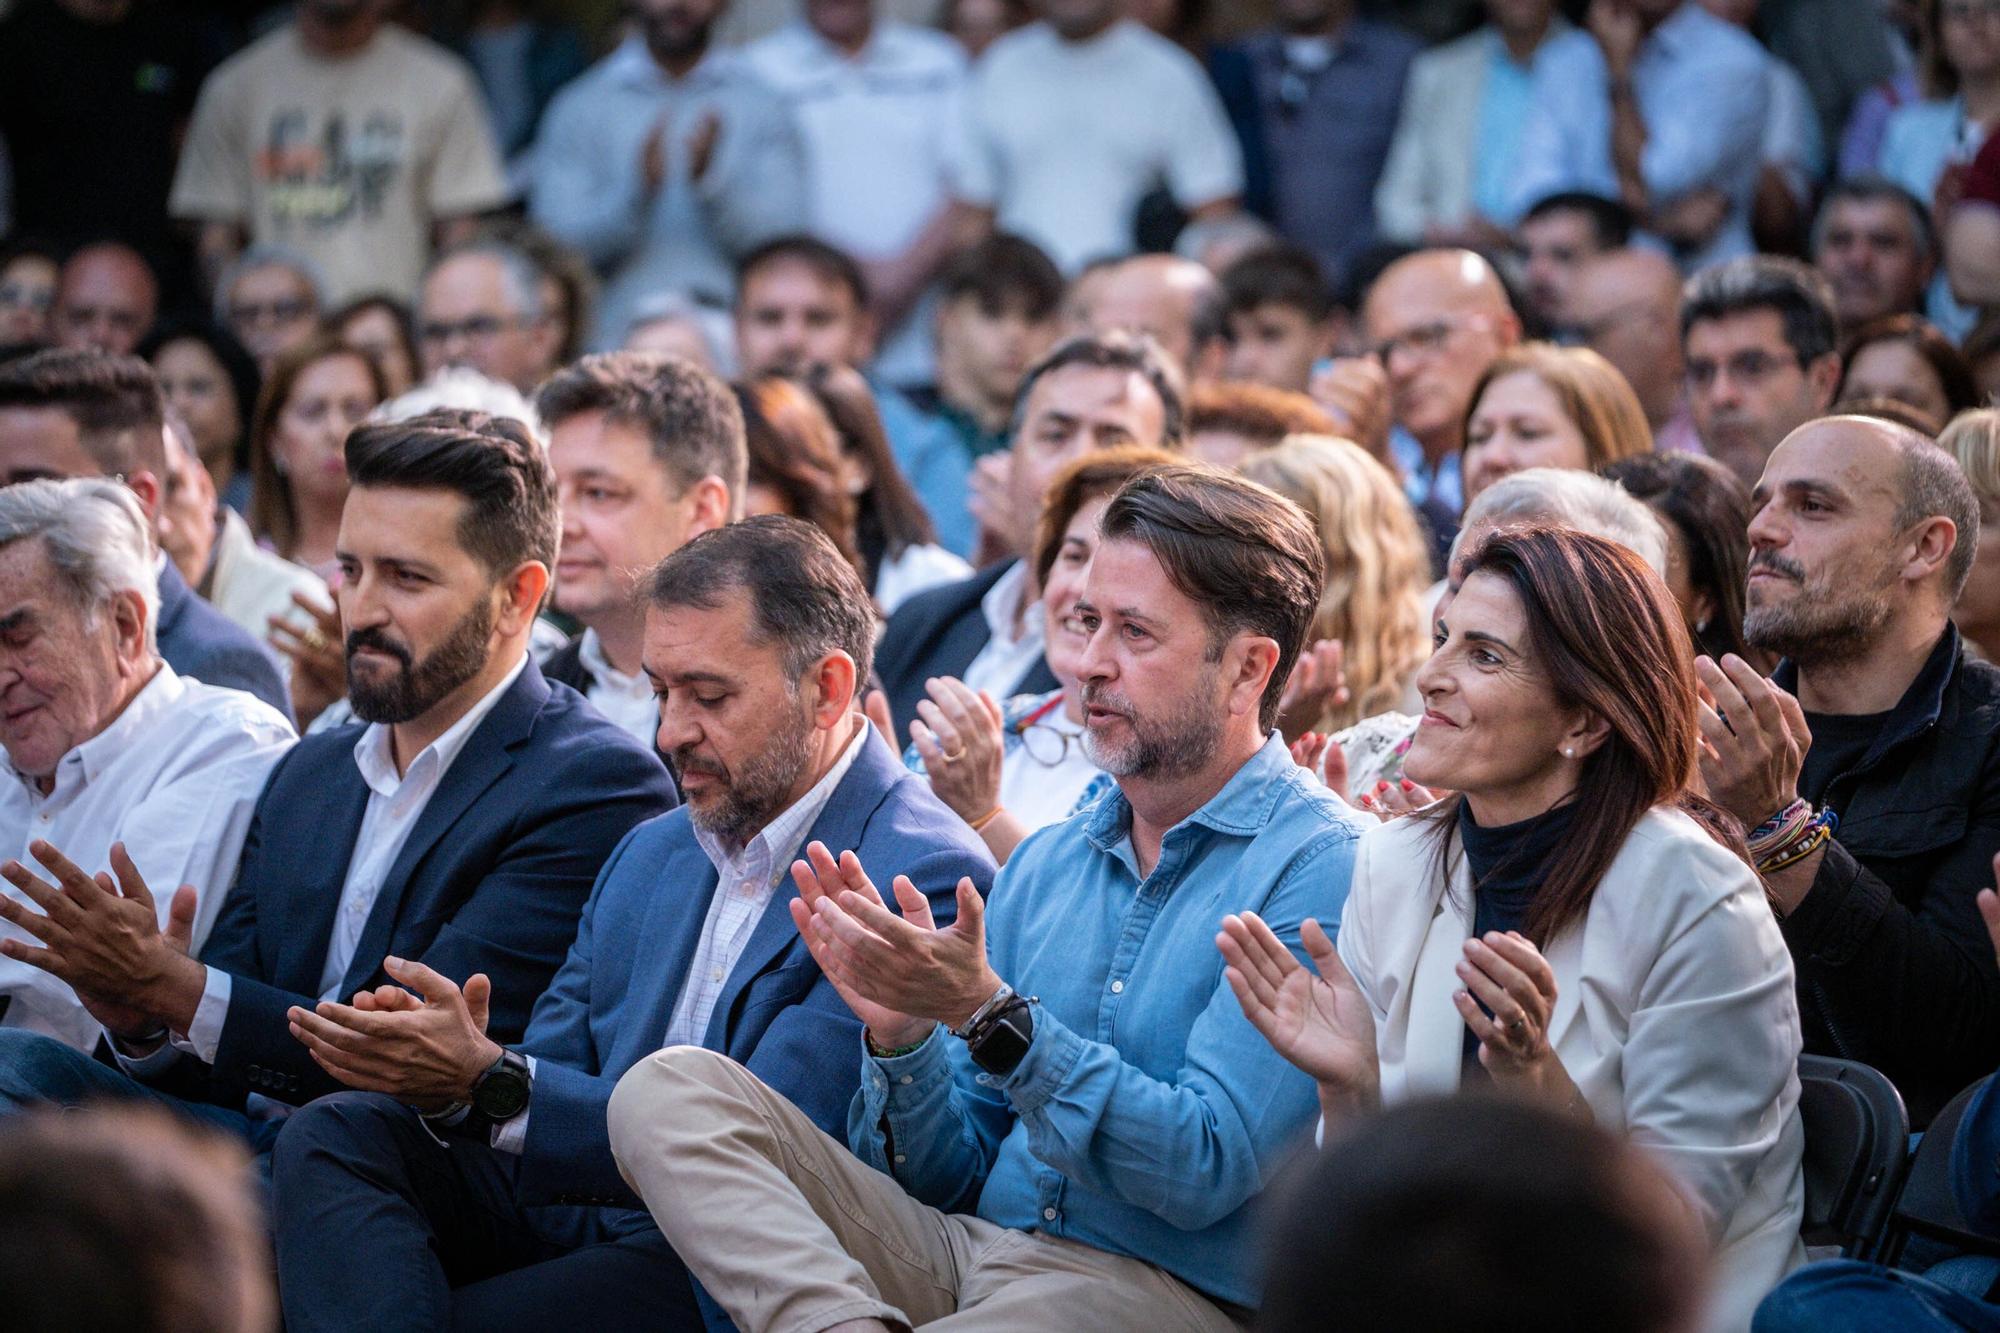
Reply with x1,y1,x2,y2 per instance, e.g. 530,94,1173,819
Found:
1797,1054,1911,1256
1877,1075,2000,1269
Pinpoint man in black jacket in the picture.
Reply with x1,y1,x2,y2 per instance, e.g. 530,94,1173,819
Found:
1698,414,2000,1126
873,332,1185,739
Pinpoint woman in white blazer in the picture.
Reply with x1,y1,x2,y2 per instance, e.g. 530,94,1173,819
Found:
1222,525,1804,1333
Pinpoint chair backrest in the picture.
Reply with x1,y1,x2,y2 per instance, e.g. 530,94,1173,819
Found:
1797,1055,1911,1256
1879,1075,2000,1266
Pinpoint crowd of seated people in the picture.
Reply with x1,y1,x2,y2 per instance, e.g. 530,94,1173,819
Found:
8,0,2000,1329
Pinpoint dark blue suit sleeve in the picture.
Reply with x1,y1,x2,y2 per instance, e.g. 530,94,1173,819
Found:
209,745,674,1106
1950,1073,2000,1235
186,640,294,724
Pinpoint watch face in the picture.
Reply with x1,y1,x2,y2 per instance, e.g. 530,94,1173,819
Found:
970,1018,1033,1077
474,1066,531,1120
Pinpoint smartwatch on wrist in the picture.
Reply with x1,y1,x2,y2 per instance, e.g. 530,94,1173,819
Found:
963,997,1035,1078
470,1048,532,1121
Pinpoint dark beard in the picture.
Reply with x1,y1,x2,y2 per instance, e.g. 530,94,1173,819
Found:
346,599,493,725
1743,561,1895,668
673,700,817,847
1079,672,1225,781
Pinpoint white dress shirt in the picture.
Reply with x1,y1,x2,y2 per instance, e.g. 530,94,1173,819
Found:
172,653,528,1066
0,663,294,1051
960,561,1045,703
488,718,867,1153
576,627,660,751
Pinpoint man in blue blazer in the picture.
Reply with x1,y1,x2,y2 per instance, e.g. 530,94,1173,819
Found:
269,517,995,1331
0,348,291,717
0,412,675,1145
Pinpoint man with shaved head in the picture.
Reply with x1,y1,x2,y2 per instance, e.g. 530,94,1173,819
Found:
1085,254,1228,382
1697,414,2000,1126
1361,248,1521,553
1566,247,1700,453
51,243,158,356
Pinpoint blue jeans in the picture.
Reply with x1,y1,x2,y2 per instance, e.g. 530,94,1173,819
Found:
1755,1259,2000,1332
0,1028,284,1157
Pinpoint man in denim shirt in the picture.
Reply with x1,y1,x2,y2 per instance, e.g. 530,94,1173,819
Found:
609,465,1362,1331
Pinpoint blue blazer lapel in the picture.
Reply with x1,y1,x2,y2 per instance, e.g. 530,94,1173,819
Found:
275,750,372,994
338,662,551,996
630,851,720,1058
701,731,901,1048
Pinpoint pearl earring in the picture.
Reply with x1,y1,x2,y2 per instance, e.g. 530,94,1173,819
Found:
1562,747,1574,758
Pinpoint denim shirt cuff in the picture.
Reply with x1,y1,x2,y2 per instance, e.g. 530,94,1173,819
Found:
852,1024,954,1165
998,1002,1085,1116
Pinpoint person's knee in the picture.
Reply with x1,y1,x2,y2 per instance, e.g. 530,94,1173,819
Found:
273,1091,420,1182
607,1045,736,1161
0,1031,98,1104
1752,1259,1892,1332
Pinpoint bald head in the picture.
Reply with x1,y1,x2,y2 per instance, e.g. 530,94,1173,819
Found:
1568,249,1685,427
1362,250,1521,464
1087,254,1227,380
52,244,158,356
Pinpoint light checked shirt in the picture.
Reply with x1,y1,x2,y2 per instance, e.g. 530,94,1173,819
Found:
576,627,659,751
959,561,1045,704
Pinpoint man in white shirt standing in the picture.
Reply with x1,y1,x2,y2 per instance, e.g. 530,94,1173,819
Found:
746,0,974,389
954,0,1245,272
0,478,294,1052
537,352,745,753
0,412,677,1152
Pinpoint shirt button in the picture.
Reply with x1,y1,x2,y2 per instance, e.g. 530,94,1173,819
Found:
1042,1207,1058,1222
1110,980,1124,994
898,1074,913,1085
894,1153,907,1164
709,969,723,981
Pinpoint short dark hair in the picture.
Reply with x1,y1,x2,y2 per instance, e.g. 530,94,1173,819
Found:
1098,465,1324,730
1879,415,1982,596
1220,243,1335,322
1009,331,1188,447
136,318,262,466
1812,175,1938,265
1260,1096,1703,1333
1523,191,1635,250
535,352,748,506
647,514,877,683
938,233,1064,320
345,409,559,575
736,235,869,310
1681,256,1841,366
0,349,166,476
1602,452,1755,663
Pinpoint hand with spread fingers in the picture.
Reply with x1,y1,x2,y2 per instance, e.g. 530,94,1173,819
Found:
0,841,206,1041
1217,911,1380,1122
909,677,1005,825
787,840,997,1052
268,590,345,727
1454,931,1574,1104
286,956,502,1112
1694,653,1811,830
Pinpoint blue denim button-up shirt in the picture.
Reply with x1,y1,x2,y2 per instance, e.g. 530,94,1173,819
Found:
849,733,1363,1308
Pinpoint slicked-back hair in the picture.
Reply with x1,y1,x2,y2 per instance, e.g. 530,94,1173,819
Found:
345,409,559,576
1007,330,1188,448
1098,465,1324,730
535,352,748,512
0,348,166,477
647,515,877,685
1681,256,1840,367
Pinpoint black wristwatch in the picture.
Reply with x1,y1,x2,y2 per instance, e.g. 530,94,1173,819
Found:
470,1048,532,1120
964,997,1035,1078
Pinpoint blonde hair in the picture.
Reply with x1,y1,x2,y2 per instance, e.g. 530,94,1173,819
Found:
1463,343,1654,471
1941,408,2000,503
1239,434,1431,731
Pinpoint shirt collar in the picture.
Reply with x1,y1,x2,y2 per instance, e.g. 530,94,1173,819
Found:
606,35,732,90
692,716,870,880
1083,731,1297,853
351,651,528,798
577,627,648,698
19,659,181,796
979,560,1041,650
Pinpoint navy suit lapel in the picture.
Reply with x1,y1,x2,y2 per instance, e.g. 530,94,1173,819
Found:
338,662,550,996
700,731,901,1048
154,557,192,645
276,749,372,993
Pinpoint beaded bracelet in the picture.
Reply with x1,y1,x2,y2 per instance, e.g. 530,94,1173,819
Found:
1756,807,1839,874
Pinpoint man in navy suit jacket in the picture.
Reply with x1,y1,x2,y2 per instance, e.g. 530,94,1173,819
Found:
873,333,1184,739
0,413,675,1148
268,516,995,1330
0,349,291,717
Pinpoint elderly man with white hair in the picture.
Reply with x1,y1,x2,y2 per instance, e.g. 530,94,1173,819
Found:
1311,467,1670,805
0,479,294,1051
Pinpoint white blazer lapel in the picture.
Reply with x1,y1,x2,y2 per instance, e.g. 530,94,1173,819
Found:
1404,846,1474,1098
